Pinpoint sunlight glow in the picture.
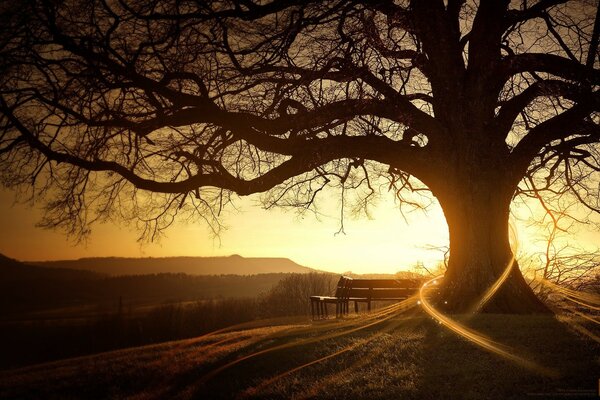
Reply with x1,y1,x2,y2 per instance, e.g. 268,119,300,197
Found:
539,279,600,310
2,186,600,276
557,314,600,344
471,223,519,313
536,278,600,343
0,187,452,273
419,277,557,377
198,297,419,386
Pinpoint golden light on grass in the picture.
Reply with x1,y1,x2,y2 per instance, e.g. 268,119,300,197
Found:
198,296,419,388
540,279,600,310
243,302,421,397
200,271,572,392
568,308,600,326
538,278,600,343
244,333,386,397
558,316,600,344
419,277,557,377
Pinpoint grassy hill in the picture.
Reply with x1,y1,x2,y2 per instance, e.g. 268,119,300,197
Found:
0,254,336,370
32,254,314,276
0,310,598,400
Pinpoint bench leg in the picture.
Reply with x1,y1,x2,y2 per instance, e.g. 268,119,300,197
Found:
368,301,371,312
354,301,358,314
337,301,345,318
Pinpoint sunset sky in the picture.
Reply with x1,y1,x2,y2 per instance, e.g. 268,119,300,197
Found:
1,185,598,274
0,1,597,278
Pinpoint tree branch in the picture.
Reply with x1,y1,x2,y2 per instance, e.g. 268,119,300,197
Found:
586,1,600,68
499,53,600,85
511,93,600,176
495,80,590,135
1,96,430,196
504,0,568,26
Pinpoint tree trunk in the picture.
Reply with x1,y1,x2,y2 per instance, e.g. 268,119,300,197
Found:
431,171,550,314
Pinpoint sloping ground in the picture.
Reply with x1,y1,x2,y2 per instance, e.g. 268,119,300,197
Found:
0,311,598,400
31,255,313,276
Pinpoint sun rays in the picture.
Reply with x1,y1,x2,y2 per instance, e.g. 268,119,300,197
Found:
472,222,520,313
537,278,600,344
195,269,600,397
199,300,415,379
419,277,558,377
540,279,600,311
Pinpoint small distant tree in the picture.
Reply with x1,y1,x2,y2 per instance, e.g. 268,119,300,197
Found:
260,272,337,316
1,1,599,312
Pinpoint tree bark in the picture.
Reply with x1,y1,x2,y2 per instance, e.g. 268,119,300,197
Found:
430,168,551,314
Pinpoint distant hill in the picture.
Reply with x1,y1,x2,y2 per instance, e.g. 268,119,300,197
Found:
0,253,314,317
0,253,101,281
31,255,314,276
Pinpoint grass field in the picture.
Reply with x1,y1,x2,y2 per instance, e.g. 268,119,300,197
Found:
0,305,598,400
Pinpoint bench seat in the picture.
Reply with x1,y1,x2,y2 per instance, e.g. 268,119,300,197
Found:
310,276,423,319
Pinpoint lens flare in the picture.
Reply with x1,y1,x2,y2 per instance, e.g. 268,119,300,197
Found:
539,279,600,310
419,277,556,376
471,223,519,313
198,296,419,386
243,306,420,397
537,279,600,343
472,253,514,313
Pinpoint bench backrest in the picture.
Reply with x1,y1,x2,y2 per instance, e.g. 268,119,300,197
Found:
333,276,353,298
347,278,423,300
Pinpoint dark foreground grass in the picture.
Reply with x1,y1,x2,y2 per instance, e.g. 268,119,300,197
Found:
0,310,598,400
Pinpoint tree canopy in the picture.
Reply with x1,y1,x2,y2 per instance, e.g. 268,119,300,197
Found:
1,0,598,234
0,1,599,312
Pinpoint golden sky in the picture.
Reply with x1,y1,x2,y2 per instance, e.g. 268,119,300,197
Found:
1,186,598,274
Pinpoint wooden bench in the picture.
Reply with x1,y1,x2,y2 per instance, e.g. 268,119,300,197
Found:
346,278,423,312
310,276,352,319
310,276,423,319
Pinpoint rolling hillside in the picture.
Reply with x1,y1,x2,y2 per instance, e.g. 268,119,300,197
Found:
32,254,314,276
0,253,334,370
0,313,598,399
0,253,318,319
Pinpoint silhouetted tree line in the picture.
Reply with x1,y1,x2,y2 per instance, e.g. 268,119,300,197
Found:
3,269,598,370
0,272,336,369
0,273,297,316
258,272,339,317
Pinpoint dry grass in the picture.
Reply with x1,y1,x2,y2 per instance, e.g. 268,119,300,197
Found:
0,309,598,400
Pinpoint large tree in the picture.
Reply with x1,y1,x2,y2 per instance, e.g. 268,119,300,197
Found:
1,0,599,313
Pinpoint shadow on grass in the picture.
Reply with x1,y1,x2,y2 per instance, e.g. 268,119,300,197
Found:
192,312,599,400
0,310,598,400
